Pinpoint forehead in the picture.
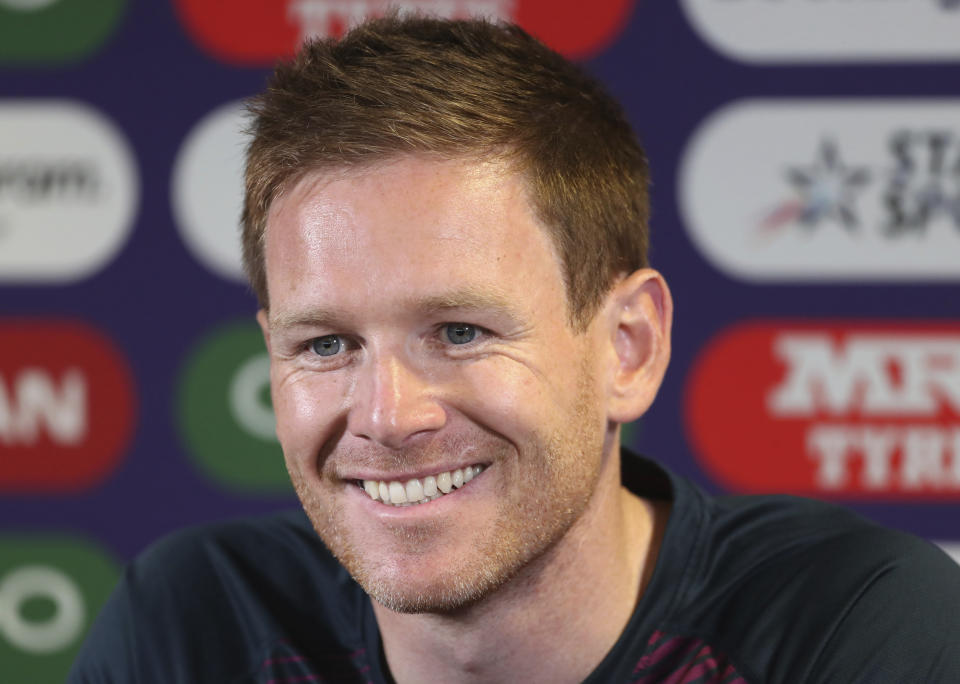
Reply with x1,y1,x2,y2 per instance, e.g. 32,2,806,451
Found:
262,156,569,322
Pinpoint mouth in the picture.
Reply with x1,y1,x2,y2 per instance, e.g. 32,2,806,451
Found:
356,464,487,507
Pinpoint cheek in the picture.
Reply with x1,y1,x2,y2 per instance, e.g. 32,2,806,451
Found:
453,360,561,439
271,372,346,460
457,343,605,445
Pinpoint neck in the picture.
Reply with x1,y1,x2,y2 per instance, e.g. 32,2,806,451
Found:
372,447,666,684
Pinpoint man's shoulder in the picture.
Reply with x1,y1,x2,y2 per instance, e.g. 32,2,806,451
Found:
69,510,372,683
626,453,948,596
137,508,320,574
672,492,960,682
688,492,957,615
129,508,363,629
624,453,959,618
703,492,952,579
130,509,330,588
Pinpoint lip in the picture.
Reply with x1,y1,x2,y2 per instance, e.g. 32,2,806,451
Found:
347,464,490,520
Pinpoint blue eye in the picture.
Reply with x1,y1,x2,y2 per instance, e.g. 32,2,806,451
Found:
310,335,342,356
445,323,477,345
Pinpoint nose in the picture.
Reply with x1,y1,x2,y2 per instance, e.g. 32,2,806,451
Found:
347,352,446,448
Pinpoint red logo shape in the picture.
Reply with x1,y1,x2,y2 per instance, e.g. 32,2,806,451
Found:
0,320,136,492
685,321,960,500
174,0,635,64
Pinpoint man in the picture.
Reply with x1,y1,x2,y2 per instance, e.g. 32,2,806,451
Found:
71,15,960,683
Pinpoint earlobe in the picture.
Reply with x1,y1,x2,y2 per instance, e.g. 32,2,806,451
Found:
604,269,673,423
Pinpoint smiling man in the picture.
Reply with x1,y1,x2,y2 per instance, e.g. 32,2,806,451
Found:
70,14,960,684
260,156,661,631
255,160,660,684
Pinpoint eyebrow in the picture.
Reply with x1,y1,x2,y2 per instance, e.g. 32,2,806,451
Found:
268,308,342,334
268,287,520,333
414,287,516,315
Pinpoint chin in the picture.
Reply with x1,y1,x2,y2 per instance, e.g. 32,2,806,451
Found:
362,568,501,614
325,494,584,616
318,515,523,614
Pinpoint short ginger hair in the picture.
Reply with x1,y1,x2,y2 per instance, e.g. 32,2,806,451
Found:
242,14,650,330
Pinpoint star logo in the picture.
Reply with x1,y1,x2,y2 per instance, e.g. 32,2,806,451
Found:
761,139,871,236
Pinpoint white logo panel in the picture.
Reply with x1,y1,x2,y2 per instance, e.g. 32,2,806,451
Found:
171,101,248,283
0,101,138,283
681,0,960,63
679,100,960,281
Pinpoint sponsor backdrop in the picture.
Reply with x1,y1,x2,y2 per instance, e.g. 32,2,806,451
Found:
2,1,959,679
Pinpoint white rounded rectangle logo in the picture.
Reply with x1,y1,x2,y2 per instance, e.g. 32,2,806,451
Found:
682,0,960,63
171,100,248,283
0,101,138,283
679,100,960,281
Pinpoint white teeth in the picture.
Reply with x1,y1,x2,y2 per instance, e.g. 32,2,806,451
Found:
436,471,452,494
405,479,424,502
389,481,407,505
361,465,485,506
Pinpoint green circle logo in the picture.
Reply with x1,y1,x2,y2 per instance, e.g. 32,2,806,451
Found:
0,0,126,63
0,535,119,683
177,319,291,494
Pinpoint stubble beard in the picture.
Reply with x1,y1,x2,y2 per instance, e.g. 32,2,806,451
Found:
288,363,605,615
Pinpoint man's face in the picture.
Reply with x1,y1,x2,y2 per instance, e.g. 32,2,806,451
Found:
260,156,616,613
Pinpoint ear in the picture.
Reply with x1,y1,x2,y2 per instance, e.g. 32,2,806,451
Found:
602,269,672,423
256,309,272,354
